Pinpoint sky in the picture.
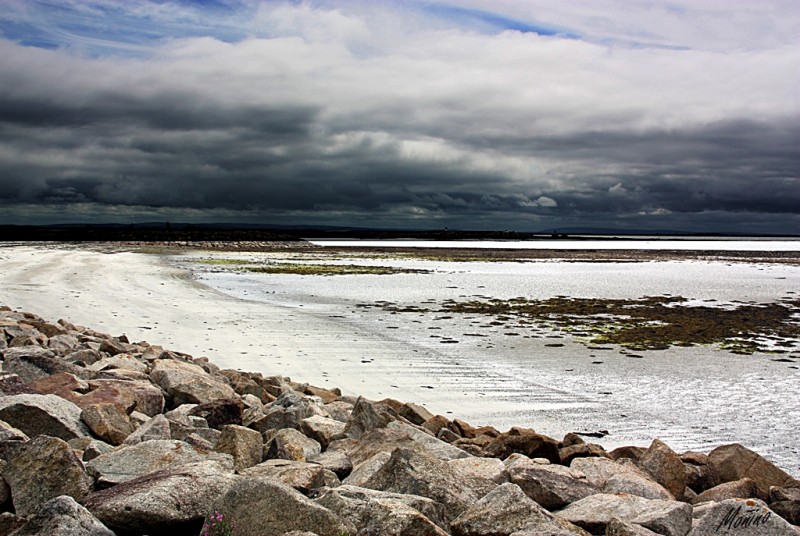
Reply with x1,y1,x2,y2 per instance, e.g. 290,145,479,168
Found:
0,0,798,233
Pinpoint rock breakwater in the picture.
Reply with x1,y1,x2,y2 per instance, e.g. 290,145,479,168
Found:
0,305,798,535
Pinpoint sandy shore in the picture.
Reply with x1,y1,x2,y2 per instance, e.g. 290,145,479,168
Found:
0,245,367,392
0,244,509,407
1,243,798,475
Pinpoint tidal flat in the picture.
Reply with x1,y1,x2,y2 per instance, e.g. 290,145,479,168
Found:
1,243,798,474
176,246,800,473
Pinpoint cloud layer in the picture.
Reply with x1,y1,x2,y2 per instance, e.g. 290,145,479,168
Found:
0,0,798,232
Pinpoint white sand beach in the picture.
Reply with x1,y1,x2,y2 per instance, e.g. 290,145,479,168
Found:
1,244,798,474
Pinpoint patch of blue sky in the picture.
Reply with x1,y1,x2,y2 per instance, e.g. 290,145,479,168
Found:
0,0,249,56
419,2,580,38
0,20,59,48
164,0,242,9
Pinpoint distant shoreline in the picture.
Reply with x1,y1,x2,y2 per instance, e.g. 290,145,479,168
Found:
1,224,798,244
3,237,799,265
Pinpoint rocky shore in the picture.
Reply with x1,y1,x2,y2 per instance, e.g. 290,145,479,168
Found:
0,305,798,536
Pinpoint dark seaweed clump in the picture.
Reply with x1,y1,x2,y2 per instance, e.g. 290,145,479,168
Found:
378,295,800,354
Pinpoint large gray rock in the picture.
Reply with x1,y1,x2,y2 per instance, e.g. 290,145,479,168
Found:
264,428,321,462
149,360,236,406
343,396,396,439
605,517,661,536
558,443,612,465
83,460,238,536
3,348,89,383
554,493,692,536
81,403,134,446
243,459,338,494
449,456,509,485
46,333,82,354
334,423,470,469
123,414,171,445
362,447,496,522
308,449,353,480
89,354,147,374
85,439,233,486
188,398,243,430
214,424,262,472
9,495,114,536
84,379,165,417
707,443,798,490
450,482,590,536
392,401,435,426
324,400,355,423
0,460,9,505
506,456,599,510
483,427,561,463
300,414,346,448
251,393,328,432
688,498,798,535
387,421,472,460
0,394,90,441
638,439,686,499
769,486,800,525
571,457,673,500
212,476,356,536
75,438,114,462
0,372,38,396
691,478,766,504
2,435,93,516
316,484,449,536
343,451,392,486
0,418,29,442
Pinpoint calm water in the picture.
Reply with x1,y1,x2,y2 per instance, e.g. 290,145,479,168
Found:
179,249,800,474
309,238,800,251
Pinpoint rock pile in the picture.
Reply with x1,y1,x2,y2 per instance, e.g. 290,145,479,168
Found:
0,305,798,535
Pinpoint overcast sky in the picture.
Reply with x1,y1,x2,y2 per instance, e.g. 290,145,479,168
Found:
1,0,798,233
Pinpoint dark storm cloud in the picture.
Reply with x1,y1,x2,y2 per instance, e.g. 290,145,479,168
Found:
479,118,800,217
0,1,798,232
